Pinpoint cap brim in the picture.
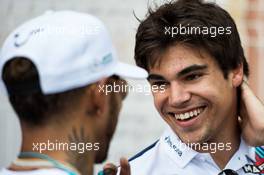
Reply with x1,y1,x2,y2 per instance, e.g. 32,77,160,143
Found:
112,62,148,79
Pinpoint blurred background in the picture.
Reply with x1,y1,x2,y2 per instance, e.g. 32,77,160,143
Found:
0,0,263,174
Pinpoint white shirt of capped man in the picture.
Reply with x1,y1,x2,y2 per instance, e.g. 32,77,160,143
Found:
126,126,261,175
0,168,69,175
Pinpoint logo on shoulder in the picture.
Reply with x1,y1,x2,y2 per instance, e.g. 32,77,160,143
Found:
243,163,264,174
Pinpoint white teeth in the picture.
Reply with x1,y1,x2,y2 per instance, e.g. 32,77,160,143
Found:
173,107,205,120
180,114,184,119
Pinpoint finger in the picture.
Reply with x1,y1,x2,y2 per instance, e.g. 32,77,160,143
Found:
241,80,250,91
241,80,264,106
238,116,246,130
243,76,249,84
238,116,242,124
103,163,117,175
119,157,131,175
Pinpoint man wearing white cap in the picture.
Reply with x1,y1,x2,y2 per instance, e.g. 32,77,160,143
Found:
0,11,146,175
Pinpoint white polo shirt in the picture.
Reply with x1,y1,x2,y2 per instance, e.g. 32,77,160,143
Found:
0,168,68,175
129,127,261,175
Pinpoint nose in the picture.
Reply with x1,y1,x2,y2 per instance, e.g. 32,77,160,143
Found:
168,82,191,107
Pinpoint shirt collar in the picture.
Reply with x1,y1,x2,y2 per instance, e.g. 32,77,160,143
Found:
159,127,255,169
159,127,198,168
224,138,255,171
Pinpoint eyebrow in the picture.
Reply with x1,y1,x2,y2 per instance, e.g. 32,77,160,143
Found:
147,74,165,81
147,64,208,81
177,64,208,77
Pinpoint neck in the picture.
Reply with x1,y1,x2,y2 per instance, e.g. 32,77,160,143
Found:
20,123,95,175
209,118,241,169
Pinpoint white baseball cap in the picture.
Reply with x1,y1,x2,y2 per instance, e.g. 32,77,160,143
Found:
0,10,147,95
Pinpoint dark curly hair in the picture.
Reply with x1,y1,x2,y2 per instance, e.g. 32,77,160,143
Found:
135,0,249,78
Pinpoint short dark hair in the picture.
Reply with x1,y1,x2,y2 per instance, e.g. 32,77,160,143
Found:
134,0,249,78
2,57,88,127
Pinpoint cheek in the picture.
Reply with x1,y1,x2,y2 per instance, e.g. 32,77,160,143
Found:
108,94,122,126
153,92,168,114
192,78,234,116
193,74,230,99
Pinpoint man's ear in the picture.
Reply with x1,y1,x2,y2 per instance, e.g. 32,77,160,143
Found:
231,64,244,88
85,78,108,117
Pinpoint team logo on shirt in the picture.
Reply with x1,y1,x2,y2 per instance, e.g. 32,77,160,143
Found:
164,136,183,157
243,162,264,174
244,146,264,174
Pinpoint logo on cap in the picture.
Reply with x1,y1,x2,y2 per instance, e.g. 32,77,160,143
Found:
14,28,44,47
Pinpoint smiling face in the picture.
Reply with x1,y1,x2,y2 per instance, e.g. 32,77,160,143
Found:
148,44,242,144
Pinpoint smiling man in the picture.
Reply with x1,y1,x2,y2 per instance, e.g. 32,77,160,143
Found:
126,0,264,174
147,45,241,151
